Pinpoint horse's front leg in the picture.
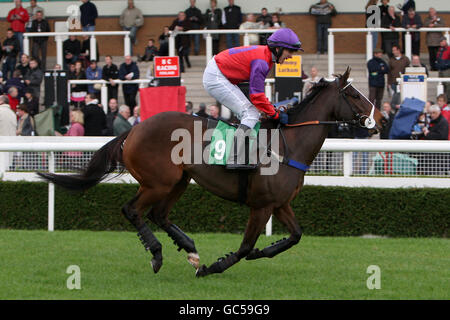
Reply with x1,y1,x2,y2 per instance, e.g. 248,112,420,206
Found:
196,207,272,277
246,204,302,260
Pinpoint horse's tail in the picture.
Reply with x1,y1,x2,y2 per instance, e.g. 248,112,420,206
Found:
37,130,131,192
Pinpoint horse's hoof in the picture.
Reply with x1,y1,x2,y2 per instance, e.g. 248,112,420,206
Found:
195,265,208,278
151,258,162,273
187,252,200,269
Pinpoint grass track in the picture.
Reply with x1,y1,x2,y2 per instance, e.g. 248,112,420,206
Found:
0,230,448,299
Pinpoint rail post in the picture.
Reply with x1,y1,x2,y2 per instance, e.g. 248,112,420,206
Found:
48,151,55,232
328,31,334,77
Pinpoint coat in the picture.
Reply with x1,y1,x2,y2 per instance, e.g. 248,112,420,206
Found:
223,5,242,29
82,101,106,136
402,14,422,42
424,15,445,47
119,62,140,94
2,36,20,59
309,2,337,25
367,57,389,88
388,55,410,85
169,18,191,49
120,7,144,28
7,7,29,33
24,67,43,97
113,113,132,136
425,115,449,140
80,0,98,27
185,6,203,29
30,19,51,43
380,13,401,41
0,104,17,136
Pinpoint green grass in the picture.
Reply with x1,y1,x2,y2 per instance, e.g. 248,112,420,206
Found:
0,230,448,300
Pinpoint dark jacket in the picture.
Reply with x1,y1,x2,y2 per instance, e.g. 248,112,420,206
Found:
16,63,30,78
30,19,51,43
113,113,132,136
380,110,396,139
367,57,389,88
105,110,118,136
223,5,242,29
158,33,169,56
204,8,222,40
381,13,401,41
400,0,415,16
24,67,43,97
2,36,20,59
25,96,39,117
309,2,337,25
63,39,81,57
82,102,106,136
80,0,98,27
118,62,140,94
424,115,449,140
142,45,158,61
5,77,26,98
81,38,99,62
68,70,87,92
402,14,423,42
185,6,203,29
169,18,191,49
102,63,119,80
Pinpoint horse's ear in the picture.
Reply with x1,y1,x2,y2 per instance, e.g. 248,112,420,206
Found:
339,66,351,89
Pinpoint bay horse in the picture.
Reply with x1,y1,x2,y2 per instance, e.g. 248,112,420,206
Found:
38,68,383,277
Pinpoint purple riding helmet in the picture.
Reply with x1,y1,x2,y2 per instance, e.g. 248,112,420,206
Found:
267,28,303,63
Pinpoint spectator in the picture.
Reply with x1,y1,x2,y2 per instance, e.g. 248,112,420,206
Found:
80,0,98,32
158,26,170,56
239,14,262,45
388,45,410,94
59,109,84,137
410,54,428,76
113,104,132,136
16,104,35,136
422,105,448,140
170,12,192,73
105,98,118,136
53,64,62,71
128,106,140,126
205,0,222,55
68,60,87,108
25,0,44,32
82,92,106,136
368,48,389,110
102,55,119,100
2,29,20,80
5,70,26,99
7,86,20,113
185,0,203,55
256,8,272,45
16,53,30,78
119,55,140,114
138,39,158,62
24,87,39,117
437,94,450,139
63,35,81,70
398,0,415,16
80,35,99,67
185,101,193,115
222,0,242,49
303,66,321,96
30,10,50,71
207,104,222,120
365,0,380,50
85,60,102,94
269,13,286,29
379,0,390,53
0,95,17,136
309,0,337,55
402,8,422,56
380,101,396,139
436,37,450,101
380,6,401,58
424,8,445,71
24,58,43,99
194,102,208,118
7,0,29,56
120,0,144,56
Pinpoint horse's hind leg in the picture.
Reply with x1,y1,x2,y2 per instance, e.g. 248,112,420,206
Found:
146,173,200,269
246,204,302,260
122,193,163,273
196,206,272,277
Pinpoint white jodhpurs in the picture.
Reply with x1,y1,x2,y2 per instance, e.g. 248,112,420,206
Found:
203,58,260,128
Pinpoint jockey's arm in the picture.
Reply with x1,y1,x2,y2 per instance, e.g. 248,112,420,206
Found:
249,60,279,119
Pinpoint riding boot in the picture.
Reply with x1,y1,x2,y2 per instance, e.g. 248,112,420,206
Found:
226,124,257,170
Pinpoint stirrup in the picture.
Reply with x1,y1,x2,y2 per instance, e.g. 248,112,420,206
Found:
226,124,257,170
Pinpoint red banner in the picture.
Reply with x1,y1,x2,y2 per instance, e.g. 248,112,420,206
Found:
154,56,180,78
139,86,186,121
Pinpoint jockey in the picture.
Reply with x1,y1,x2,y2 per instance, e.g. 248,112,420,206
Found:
202,28,304,169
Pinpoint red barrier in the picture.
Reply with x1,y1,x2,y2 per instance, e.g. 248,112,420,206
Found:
139,86,186,121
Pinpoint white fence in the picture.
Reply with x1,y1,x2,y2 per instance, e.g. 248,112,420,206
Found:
23,31,131,67
327,27,450,77
1,137,449,232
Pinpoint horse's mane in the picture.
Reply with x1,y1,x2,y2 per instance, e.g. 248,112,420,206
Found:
287,78,331,116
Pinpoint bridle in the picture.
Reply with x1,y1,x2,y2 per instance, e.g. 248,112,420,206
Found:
284,80,376,130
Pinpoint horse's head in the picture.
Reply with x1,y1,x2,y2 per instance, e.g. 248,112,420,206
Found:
333,67,384,132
